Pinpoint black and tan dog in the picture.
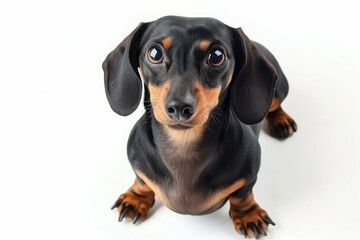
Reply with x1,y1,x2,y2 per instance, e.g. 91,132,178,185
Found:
103,16,297,238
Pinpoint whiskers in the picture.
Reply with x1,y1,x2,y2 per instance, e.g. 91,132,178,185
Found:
141,99,157,126
203,106,224,135
208,106,224,127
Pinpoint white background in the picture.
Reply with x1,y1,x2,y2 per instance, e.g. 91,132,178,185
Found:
0,0,359,239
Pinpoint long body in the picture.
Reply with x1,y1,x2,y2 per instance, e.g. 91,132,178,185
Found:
104,16,297,238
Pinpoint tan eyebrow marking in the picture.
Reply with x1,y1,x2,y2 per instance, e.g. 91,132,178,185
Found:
200,40,211,51
161,37,173,49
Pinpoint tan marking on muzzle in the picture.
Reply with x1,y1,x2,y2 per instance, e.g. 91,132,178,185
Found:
149,81,222,143
194,81,222,110
148,81,171,124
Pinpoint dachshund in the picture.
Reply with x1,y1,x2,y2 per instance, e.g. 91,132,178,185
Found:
103,16,297,238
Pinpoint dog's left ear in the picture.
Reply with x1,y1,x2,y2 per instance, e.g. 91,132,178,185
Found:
102,23,148,116
230,28,278,125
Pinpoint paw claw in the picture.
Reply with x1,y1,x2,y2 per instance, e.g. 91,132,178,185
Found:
111,198,122,210
258,221,267,236
289,119,298,132
263,215,276,226
281,123,289,136
119,204,129,222
133,213,142,224
248,223,259,239
239,226,246,237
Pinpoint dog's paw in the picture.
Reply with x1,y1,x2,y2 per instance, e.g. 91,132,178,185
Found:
266,109,297,139
111,191,155,224
229,204,275,239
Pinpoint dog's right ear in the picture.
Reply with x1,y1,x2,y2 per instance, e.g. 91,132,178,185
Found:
102,23,148,116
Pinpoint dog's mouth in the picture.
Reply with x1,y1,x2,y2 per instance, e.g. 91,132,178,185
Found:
167,123,193,130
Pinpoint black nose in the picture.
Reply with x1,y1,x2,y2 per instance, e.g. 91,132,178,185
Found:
165,99,196,121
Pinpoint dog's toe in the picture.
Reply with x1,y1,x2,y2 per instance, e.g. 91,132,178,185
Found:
230,204,274,238
266,108,297,139
112,191,155,224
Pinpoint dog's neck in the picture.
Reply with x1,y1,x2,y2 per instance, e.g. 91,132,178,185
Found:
151,121,210,188
152,120,208,163
149,98,231,184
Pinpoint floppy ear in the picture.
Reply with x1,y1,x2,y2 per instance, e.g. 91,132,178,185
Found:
230,28,278,124
102,23,148,116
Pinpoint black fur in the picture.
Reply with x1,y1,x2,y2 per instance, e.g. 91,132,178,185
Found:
103,23,148,116
104,16,291,217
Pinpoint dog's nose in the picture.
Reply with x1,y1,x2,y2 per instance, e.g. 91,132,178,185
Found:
165,98,196,121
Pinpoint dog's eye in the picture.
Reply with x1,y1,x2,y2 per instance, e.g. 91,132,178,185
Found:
148,47,164,64
207,49,225,67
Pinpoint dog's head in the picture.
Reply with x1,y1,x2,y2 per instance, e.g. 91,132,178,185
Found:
103,16,278,131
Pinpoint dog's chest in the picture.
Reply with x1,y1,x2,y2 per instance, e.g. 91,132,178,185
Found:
157,141,218,214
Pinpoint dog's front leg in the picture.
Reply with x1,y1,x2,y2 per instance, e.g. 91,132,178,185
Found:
111,178,155,224
229,187,275,238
